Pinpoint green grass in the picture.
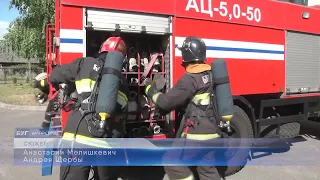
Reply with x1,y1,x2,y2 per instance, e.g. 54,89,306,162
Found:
0,83,42,106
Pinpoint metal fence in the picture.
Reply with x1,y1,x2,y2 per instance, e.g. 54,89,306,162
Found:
0,66,44,84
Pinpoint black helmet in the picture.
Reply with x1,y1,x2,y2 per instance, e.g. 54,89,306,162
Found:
179,36,206,63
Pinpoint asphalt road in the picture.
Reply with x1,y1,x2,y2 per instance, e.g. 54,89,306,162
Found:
1,107,320,180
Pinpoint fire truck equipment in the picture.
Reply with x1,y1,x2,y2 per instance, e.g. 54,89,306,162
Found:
142,57,149,71
211,59,233,133
141,51,149,72
130,77,139,84
129,58,138,72
151,108,162,120
139,126,151,136
141,52,162,85
127,91,138,121
131,128,140,137
153,55,161,72
151,124,161,135
140,94,150,120
128,47,138,72
95,51,125,129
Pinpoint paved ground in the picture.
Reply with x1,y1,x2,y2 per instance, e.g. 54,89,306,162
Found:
1,107,320,180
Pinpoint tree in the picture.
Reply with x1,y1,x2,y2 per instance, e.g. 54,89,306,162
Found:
3,0,55,64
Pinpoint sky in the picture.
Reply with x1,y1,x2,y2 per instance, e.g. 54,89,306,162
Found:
0,0,19,39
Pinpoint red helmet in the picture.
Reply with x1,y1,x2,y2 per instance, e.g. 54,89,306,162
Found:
99,37,127,55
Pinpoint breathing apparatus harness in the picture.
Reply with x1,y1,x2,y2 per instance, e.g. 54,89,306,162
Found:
175,72,231,139
76,55,110,138
60,56,109,180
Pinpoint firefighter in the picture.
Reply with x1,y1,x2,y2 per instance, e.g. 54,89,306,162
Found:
49,36,129,180
144,36,222,180
33,72,49,104
32,72,59,128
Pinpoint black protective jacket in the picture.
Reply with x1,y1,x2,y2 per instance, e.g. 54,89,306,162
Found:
154,64,220,135
49,56,129,115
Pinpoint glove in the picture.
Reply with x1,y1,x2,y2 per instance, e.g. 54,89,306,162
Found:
144,78,159,98
36,92,48,104
145,74,167,99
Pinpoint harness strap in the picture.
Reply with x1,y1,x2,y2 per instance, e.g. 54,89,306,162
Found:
182,118,195,137
101,67,122,79
141,53,161,82
214,76,230,85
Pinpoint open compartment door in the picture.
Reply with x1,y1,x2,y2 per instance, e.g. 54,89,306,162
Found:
85,8,171,35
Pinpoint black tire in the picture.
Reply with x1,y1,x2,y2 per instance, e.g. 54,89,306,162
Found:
260,122,300,138
217,105,254,177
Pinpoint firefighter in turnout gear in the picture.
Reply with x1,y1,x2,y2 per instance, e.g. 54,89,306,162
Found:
32,72,59,128
145,36,222,180
49,37,129,180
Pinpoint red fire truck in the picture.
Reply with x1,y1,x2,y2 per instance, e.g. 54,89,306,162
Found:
45,0,320,177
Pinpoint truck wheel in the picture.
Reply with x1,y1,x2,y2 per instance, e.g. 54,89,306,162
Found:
217,105,254,177
260,122,300,138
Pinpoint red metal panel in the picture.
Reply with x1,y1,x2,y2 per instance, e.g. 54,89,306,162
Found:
60,5,83,30
59,0,320,35
59,52,82,128
60,5,84,129
174,18,285,95
60,0,175,15
55,0,60,37
60,53,83,64
176,0,285,30
175,19,284,44
284,3,320,34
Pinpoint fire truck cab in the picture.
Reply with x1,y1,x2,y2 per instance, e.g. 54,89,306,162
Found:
45,0,320,177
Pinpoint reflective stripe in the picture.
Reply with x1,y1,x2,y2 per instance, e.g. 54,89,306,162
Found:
145,84,161,103
76,79,128,107
176,174,195,180
145,84,151,94
152,92,161,103
192,93,210,105
117,90,128,108
181,133,220,140
40,80,45,87
62,132,111,148
75,79,96,94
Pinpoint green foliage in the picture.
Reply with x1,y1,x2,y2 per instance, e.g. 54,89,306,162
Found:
2,0,55,62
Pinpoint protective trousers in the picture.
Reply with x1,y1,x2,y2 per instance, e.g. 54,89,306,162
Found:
42,95,59,128
60,110,125,180
164,118,221,180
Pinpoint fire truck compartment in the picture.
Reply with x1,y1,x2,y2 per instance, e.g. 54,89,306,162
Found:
85,25,172,138
286,31,320,95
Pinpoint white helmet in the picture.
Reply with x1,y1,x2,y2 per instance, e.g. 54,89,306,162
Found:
35,72,47,81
